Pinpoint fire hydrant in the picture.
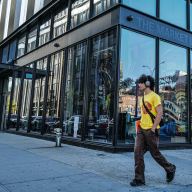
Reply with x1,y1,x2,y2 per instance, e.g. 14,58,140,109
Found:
54,128,62,147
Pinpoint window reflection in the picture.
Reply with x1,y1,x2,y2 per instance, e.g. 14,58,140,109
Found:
160,0,186,28
34,0,44,14
32,58,47,132
122,0,156,16
39,19,51,46
2,46,9,63
63,42,86,138
9,40,17,61
93,0,118,16
53,8,68,38
27,28,37,52
19,64,33,130
160,41,187,143
119,29,155,143
86,29,116,143
9,77,21,129
17,35,26,58
3,77,12,129
45,52,64,134
70,0,90,29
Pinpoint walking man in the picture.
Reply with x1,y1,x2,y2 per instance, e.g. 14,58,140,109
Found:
130,74,176,187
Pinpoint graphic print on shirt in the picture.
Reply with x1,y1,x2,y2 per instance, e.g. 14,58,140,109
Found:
142,101,152,114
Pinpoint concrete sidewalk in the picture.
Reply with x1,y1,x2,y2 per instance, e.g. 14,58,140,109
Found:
0,133,191,192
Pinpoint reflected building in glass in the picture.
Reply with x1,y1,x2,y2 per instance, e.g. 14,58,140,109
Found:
0,0,192,151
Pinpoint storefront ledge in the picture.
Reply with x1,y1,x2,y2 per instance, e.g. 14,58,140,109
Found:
4,130,192,152
4,130,115,152
159,143,192,150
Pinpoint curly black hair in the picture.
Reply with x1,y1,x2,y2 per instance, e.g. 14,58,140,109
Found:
137,74,155,90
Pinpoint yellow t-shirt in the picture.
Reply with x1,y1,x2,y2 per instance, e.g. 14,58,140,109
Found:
140,91,161,130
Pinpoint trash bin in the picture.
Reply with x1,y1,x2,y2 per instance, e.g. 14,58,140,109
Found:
54,128,62,147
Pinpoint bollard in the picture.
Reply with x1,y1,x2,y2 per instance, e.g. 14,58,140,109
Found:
54,128,62,147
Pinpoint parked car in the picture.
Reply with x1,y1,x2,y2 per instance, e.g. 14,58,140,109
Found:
95,115,109,135
20,116,28,129
45,117,60,133
31,116,43,131
9,114,18,128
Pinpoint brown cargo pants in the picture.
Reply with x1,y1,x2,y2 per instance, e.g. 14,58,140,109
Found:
134,128,174,183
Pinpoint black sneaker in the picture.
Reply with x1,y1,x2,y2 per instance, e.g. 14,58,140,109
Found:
166,165,176,183
130,179,145,187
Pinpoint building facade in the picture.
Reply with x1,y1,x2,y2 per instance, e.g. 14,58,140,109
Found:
0,0,191,151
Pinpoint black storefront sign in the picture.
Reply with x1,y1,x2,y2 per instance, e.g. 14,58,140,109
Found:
120,7,192,48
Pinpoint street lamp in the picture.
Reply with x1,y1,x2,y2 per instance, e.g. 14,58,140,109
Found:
142,61,166,76
142,65,154,76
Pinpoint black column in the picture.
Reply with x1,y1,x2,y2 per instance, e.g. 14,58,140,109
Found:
113,26,120,147
27,62,37,133
49,11,55,40
156,0,160,18
26,0,35,20
82,40,90,141
155,38,160,93
67,0,72,31
41,56,51,135
16,69,25,131
89,0,94,18
7,72,16,129
187,48,191,144
60,49,68,135
187,0,190,31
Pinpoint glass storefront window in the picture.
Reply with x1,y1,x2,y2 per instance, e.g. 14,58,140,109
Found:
119,28,155,144
63,43,87,138
45,51,64,134
160,41,187,143
17,35,26,58
2,45,9,63
86,29,116,143
160,0,186,28
20,64,33,130
93,0,118,16
39,19,51,46
32,58,47,132
9,77,21,129
2,77,12,130
9,40,17,61
70,0,90,29
122,0,156,16
27,28,37,52
63,42,86,138
53,8,68,38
